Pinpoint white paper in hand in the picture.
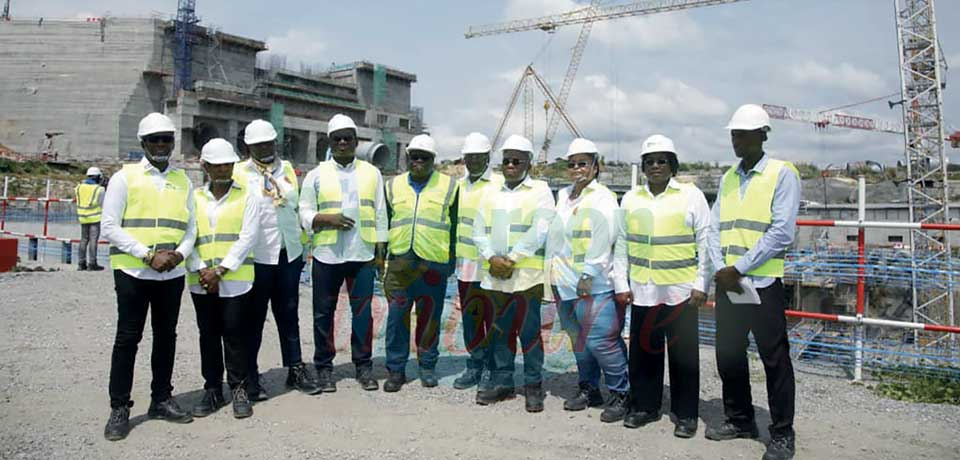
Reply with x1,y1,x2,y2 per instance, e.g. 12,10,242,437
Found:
725,277,761,305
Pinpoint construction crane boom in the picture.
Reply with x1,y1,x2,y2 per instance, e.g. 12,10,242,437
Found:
492,66,582,150
762,104,904,134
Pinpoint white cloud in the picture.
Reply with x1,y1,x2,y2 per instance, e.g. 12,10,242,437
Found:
783,60,886,96
263,29,327,66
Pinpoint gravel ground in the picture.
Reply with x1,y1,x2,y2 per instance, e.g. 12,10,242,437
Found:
1,267,959,460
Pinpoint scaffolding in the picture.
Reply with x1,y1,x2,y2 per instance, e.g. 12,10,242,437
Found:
173,0,199,92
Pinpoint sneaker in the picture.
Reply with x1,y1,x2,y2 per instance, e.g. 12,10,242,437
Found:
524,383,545,413
674,418,698,438
476,386,516,405
247,378,268,402
316,367,337,393
192,388,225,417
563,383,603,411
356,367,379,391
287,363,321,395
103,402,132,441
705,421,760,441
88,264,105,271
147,398,193,424
763,435,796,460
623,410,661,429
600,391,629,423
383,371,406,393
232,386,253,419
78,262,88,271
420,368,438,388
452,368,482,390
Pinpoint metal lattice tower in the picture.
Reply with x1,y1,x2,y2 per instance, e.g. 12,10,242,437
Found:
894,0,955,347
174,0,199,92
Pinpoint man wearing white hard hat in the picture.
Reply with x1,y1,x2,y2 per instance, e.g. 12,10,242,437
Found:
300,113,388,392
706,104,799,460
238,119,320,399
382,133,458,392
546,138,629,422
452,133,503,390
102,112,197,440
613,134,711,437
186,138,261,420
472,134,554,412
75,166,106,271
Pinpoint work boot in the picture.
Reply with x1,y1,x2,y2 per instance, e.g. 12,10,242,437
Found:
420,368,438,388
563,383,603,411
192,388,225,417
315,367,337,393
287,363,321,395
476,386,515,405
88,264,105,271
147,398,193,424
383,371,406,393
674,418,698,438
356,366,379,391
103,402,132,441
453,368,482,390
623,410,661,429
600,391,629,423
247,377,268,402
705,421,760,441
524,383,545,413
78,262,87,271
232,386,253,419
763,435,796,460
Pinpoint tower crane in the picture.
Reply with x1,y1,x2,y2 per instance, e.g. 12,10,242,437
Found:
762,104,905,135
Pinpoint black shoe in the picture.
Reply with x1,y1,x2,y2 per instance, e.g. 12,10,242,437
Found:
524,383,545,413
88,264,105,271
103,402,132,441
563,383,604,411
705,421,760,441
476,386,516,405
316,367,337,393
147,398,193,424
383,371,406,392
232,386,253,419
600,391,629,422
78,262,87,271
763,435,796,460
623,410,661,429
287,363,321,395
420,368,438,388
452,368,482,390
192,388,225,417
246,378,268,402
356,367,379,391
674,418,698,438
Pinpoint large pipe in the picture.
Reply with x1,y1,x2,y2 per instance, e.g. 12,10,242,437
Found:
355,142,393,170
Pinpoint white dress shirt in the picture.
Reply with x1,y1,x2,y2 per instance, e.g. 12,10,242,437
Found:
614,178,712,307
457,167,497,283
235,159,303,264
299,158,389,264
101,158,197,281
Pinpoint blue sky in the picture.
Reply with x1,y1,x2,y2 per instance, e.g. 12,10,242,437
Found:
19,0,960,166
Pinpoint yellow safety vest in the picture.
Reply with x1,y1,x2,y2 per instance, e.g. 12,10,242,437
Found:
109,163,190,270
480,179,551,271
187,184,255,286
75,182,103,224
718,158,798,277
386,172,458,264
311,160,380,246
566,182,616,273
456,172,504,261
621,182,698,285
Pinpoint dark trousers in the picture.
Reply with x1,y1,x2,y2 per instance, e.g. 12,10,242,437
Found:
457,280,494,371
311,259,375,370
78,222,100,265
192,292,250,390
488,284,544,387
629,300,699,420
384,256,451,373
248,250,305,383
108,271,184,408
715,279,795,438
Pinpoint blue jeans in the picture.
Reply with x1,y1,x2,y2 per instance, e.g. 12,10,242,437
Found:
557,291,628,392
384,255,451,373
488,285,544,387
458,280,494,371
311,260,376,370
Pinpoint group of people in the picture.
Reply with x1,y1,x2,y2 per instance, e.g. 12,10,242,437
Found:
99,103,798,460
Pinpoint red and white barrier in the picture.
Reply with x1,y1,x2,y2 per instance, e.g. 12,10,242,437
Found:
0,230,107,245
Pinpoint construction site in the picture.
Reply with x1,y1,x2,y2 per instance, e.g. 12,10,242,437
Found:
1,0,959,459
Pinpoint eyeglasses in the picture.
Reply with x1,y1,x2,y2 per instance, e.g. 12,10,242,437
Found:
502,158,528,166
408,153,433,162
144,134,175,144
331,134,356,143
567,160,593,169
642,158,670,167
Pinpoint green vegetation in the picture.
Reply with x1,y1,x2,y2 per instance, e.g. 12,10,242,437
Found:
794,162,820,180
870,365,960,405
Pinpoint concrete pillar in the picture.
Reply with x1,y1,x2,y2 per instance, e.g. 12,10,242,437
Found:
226,119,239,149
307,131,319,166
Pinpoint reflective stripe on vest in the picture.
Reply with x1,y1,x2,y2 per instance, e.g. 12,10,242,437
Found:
568,183,615,273
621,182,698,285
479,179,550,271
386,172,457,263
109,163,190,270
456,172,504,261
187,185,254,286
311,160,380,246
718,158,798,277
75,183,103,224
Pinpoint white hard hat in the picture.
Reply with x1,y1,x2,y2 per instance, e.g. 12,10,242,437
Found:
86,167,102,176
200,138,240,165
725,104,772,132
244,119,277,145
405,134,437,156
327,114,357,134
640,134,676,156
566,138,598,158
500,134,533,154
461,132,492,155
137,112,175,139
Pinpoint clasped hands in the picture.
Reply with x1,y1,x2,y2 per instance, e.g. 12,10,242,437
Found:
145,249,183,273
488,255,515,280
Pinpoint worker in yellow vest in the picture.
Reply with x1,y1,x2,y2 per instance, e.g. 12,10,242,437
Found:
706,104,800,460
613,134,711,437
382,134,458,392
472,134,555,412
300,114,388,392
186,138,261,420
547,138,628,422
101,112,197,441
452,132,503,390
75,166,105,271
237,119,319,399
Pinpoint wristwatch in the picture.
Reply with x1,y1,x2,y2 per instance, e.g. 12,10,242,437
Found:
142,250,156,266
580,273,594,281
213,266,227,278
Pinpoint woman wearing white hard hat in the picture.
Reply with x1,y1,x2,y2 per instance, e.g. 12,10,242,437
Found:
75,166,106,271
546,138,630,422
